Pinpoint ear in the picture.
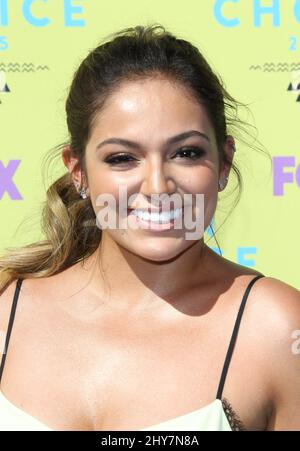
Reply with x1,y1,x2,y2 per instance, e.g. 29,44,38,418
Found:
62,145,86,192
219,135,236,182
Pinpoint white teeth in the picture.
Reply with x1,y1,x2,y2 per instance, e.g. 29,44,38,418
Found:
132,208,182,223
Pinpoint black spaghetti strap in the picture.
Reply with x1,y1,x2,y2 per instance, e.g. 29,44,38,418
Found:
216,274,265,400
0,278,23,385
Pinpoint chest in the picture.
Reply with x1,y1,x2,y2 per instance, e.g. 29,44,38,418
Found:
1,305,270,430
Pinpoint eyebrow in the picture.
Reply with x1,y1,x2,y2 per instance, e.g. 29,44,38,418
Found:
96,130,210,151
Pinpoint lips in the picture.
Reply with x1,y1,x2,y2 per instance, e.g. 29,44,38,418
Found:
128,206,166,213
128,210,180,231
128,205,187,214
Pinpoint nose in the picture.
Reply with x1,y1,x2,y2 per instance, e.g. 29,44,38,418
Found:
141,157,176,198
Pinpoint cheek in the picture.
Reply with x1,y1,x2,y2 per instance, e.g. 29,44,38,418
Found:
86,157,135,197
87,167,121,205
86,177,117,225
180,165,218,194
181,169,218,231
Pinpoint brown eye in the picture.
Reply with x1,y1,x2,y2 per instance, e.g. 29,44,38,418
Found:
173,146,206,160
104,153,137,165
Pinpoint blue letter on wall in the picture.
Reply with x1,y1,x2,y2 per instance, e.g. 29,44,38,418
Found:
23,0,50,27
0,0,8,26
214,0,240,27
294,0,300,24
237,247,257,267
253,0,280,27
64,0,85,27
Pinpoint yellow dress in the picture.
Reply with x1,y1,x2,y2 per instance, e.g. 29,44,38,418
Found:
0,389,232,431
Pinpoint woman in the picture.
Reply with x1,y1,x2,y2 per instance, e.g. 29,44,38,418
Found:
0,24,299,431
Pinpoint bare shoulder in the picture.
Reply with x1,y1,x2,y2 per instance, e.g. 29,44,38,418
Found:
0,278,19,353
221,270,300,430
250,276,300,430
0,263,92,324
0,272,70,332
0,276,40,334
0,276,48,314
0,278,19,320
241,274,300,351
252,276,300,329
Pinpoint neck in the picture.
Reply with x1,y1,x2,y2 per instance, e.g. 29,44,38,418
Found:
81,233,212,311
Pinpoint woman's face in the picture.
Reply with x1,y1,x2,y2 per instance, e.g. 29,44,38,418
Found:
77,78,233,261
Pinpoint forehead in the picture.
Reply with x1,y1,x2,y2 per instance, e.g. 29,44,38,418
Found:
88,78,215,145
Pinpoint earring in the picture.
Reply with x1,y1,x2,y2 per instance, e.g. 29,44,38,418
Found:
74,181,87,199
80,187,87,199
218,175,228,191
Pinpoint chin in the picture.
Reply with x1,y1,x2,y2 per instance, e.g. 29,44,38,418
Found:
126,240,195,263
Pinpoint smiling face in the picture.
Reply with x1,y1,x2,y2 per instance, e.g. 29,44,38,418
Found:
65,77,233,262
